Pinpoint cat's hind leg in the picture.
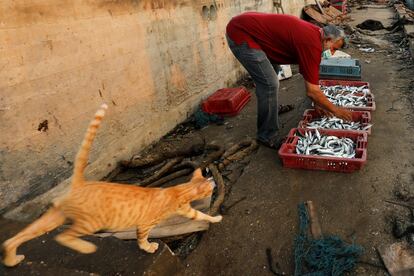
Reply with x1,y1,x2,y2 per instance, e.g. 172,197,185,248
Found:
2,207,66,267
178,205,222,223
54,221,98,254
136,227,158,253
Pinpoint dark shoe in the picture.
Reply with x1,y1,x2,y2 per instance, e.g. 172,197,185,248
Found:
257,137,286,150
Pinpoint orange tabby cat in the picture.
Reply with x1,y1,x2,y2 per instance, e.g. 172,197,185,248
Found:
2,104,222,267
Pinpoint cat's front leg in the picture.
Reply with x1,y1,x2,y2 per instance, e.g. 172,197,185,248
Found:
136,227,159,253
196,211,222,223
178,206,223,223
207,214,223,223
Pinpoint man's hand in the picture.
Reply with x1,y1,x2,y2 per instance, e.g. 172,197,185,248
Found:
305,81,353,122
315,105,334,118
332,107,353,121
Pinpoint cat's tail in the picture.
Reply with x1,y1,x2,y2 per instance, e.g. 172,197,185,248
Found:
71,104,108,189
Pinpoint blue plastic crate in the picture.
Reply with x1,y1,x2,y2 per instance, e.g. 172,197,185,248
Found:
319,58,361,80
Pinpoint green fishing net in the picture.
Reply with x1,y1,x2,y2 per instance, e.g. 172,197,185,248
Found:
294,203,363,276
194,107,223,129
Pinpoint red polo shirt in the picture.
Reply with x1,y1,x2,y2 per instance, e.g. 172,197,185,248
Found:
226,12,322,85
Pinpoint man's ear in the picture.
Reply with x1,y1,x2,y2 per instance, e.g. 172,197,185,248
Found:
323,38,333,50
191,168,203,180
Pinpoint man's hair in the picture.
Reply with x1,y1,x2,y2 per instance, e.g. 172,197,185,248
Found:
322,25,347,47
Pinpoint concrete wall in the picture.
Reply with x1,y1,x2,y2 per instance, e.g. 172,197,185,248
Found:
0,0,311,216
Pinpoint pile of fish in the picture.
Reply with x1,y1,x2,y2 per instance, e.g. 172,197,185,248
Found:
295,129,356,158
305,116,372,131
320,85,370,107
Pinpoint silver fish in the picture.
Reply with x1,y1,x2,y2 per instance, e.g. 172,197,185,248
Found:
294,131,356,158
319,85,371,108
306,116,372,131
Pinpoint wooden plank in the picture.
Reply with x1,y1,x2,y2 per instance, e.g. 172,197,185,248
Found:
315,0,326,15
303,5,347,25
150,219,208,238
306,201,322,239
97,220,210,239
325,6,343,18
304,6,328,24
94,196,212,239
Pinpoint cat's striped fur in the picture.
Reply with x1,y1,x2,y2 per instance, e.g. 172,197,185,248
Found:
2,104,221,267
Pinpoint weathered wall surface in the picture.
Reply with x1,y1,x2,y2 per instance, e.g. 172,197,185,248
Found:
0,0,310,217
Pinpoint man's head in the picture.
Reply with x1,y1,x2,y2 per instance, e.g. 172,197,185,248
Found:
322,25,347,52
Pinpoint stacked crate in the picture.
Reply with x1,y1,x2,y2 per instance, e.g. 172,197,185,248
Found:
319,58,361,80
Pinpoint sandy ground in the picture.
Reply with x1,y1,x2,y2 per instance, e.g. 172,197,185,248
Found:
1,4,414,276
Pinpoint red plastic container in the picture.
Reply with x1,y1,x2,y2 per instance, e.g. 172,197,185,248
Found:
319,79,376,111
298,109,372,135
320,79,370,89
278,128,368,173
202,87,251,116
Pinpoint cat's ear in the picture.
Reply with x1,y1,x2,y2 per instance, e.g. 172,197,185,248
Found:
191,168,203,180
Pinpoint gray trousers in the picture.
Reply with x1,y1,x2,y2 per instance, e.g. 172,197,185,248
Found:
226,35,280,143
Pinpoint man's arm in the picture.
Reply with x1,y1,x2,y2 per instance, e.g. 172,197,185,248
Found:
305,81,353,121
